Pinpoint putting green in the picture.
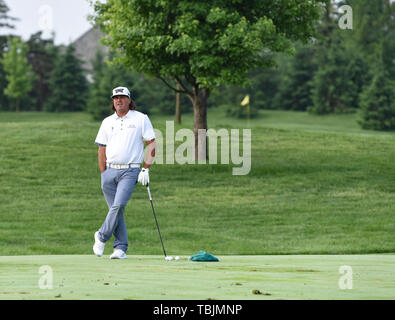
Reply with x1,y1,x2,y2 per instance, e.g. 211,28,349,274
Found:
0,255,394,300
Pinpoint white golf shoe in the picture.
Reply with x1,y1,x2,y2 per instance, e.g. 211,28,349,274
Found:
110,249,127,259
93,231,105,257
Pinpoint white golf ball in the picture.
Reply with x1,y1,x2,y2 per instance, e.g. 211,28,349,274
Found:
165,256,173,261
175,256,180,261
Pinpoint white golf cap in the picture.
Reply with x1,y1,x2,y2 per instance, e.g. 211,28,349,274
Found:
111,86,131,99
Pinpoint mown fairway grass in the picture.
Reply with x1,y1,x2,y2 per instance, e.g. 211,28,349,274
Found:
1,254,394,300
0,109,394,256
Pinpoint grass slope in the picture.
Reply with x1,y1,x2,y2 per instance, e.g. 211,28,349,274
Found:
0,254,394,300
0,109,394,255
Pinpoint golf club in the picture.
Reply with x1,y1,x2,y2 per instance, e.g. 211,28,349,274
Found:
146,184,172,261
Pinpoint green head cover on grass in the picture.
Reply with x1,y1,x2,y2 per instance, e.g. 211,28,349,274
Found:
190,251,219,262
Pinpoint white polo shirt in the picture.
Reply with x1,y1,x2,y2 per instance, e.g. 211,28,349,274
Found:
94,110,155,165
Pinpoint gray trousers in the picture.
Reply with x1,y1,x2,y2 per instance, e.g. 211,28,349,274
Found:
97,167,140,253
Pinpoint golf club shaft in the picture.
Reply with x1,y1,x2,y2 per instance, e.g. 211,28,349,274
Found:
147,185,167,257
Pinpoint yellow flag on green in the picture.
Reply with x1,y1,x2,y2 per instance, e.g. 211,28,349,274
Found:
241,95,250,107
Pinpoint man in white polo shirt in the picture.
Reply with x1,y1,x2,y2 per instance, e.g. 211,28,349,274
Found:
93,86,156,259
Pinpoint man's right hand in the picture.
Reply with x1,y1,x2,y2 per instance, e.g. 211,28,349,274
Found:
138,168,149,186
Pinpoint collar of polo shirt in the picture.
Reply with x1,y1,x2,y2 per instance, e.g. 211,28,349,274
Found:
115,109,133,119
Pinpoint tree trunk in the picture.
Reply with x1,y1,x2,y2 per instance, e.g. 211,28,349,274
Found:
175,83,181,124
189,87,209,162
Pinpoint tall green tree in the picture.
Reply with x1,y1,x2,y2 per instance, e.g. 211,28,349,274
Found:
309,32,369,114
44,45,88,112
307,1,371,114
0,38,8,110
26,32,58,111
0,0,16,29
344,0,395,128
359,66,395,130
0,0,17,110
347,0,393,65
86,50,109,120
2,37,34,111
274,43,317,111
91,0,326,160
382,1,395,80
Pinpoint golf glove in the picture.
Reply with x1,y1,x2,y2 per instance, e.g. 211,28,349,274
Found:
138,168,149,186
